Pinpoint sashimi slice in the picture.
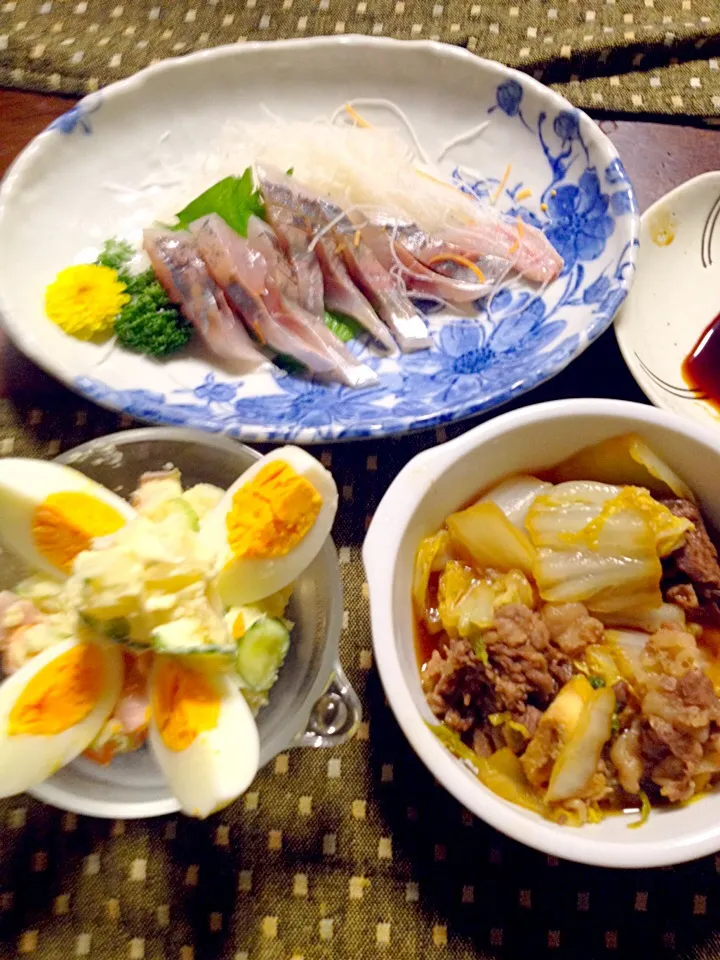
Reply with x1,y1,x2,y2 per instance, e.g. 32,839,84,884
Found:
334,230,431,352
314,237,396,352
434,219,562,285
246,214,299,301
357,221,492,304
345,185,561,285
190,215,376,388
257,180,325,316
366,213,511,287
257,165,431,353
189,214,273,344
266,289,378,389
143,228,270,372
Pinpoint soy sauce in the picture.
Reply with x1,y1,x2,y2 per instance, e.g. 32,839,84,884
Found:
683,310,720,412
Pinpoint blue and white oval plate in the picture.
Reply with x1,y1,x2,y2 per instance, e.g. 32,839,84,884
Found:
0,38,638,443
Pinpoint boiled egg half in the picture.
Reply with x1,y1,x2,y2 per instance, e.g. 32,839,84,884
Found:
148,656,259,818
0,637,124,798
199,446,338,606
0,459,135,579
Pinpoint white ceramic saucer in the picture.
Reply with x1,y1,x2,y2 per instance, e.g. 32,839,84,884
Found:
615,171,720,427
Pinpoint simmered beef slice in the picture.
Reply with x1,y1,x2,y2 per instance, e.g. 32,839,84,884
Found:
662,498,720,622
540,602,604,657
422,603,604,754
666,583,700,614
484,603,572,714
422,637,491,734
637,629,720,801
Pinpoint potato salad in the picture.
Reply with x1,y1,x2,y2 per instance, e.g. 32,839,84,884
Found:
0,446,337,818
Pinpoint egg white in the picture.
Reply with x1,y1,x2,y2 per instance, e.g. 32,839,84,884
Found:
148,658,259,818
199,446,338,606
0,458,136,579
0,638,124,799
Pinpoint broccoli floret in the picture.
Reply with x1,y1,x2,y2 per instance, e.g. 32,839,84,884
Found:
96,239,135,274
123,269,160,298
114,271,192,357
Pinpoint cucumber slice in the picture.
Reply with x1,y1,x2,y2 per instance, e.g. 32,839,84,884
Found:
80,613,149,651
235,616,290,692
152,642,235,657
154,497,200,532
81,613,130,641
151,619,234,657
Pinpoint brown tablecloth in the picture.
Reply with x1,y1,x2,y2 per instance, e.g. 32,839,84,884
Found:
0,0,720,116
0,330,719,960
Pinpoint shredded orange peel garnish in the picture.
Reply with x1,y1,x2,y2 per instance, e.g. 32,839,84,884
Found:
508,218,525,256
45,264,129,340
427,253,486,284
344,103,371,128
491,163,512,205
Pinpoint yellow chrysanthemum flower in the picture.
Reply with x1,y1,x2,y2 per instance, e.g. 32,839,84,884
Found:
45,264,130,341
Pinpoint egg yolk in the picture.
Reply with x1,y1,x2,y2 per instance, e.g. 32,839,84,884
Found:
8,643,104,736
152,659,220,752
231,611,247,640
226,461,322,561
32,491,127,573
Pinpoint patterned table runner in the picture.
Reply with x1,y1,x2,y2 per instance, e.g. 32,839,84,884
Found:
0,0,719,116
0,337,718,960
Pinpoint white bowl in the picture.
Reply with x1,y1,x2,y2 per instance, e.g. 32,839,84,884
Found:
363,398,720,868
615,171,720,428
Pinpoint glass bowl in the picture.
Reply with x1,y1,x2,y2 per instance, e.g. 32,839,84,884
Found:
8,426,359,818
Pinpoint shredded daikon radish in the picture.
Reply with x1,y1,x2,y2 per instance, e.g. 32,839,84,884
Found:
306,211,348,253
149,111,495,237
436,120,491,163
260,103,285,124
123,99,560,319
330,98,434,166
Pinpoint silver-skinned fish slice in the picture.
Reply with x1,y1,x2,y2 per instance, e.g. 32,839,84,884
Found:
356,221,492,304
314,237,396,352
257,182,325,317
143,228,270,372
334,227,431,352
190,214,376,388
256,168,393,350
265,287,377,389
365,213,513,290
246,214,299,302
394,217,562,286
256,165,431,353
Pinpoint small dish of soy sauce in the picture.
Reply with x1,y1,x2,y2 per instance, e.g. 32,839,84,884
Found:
615,171,720,428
